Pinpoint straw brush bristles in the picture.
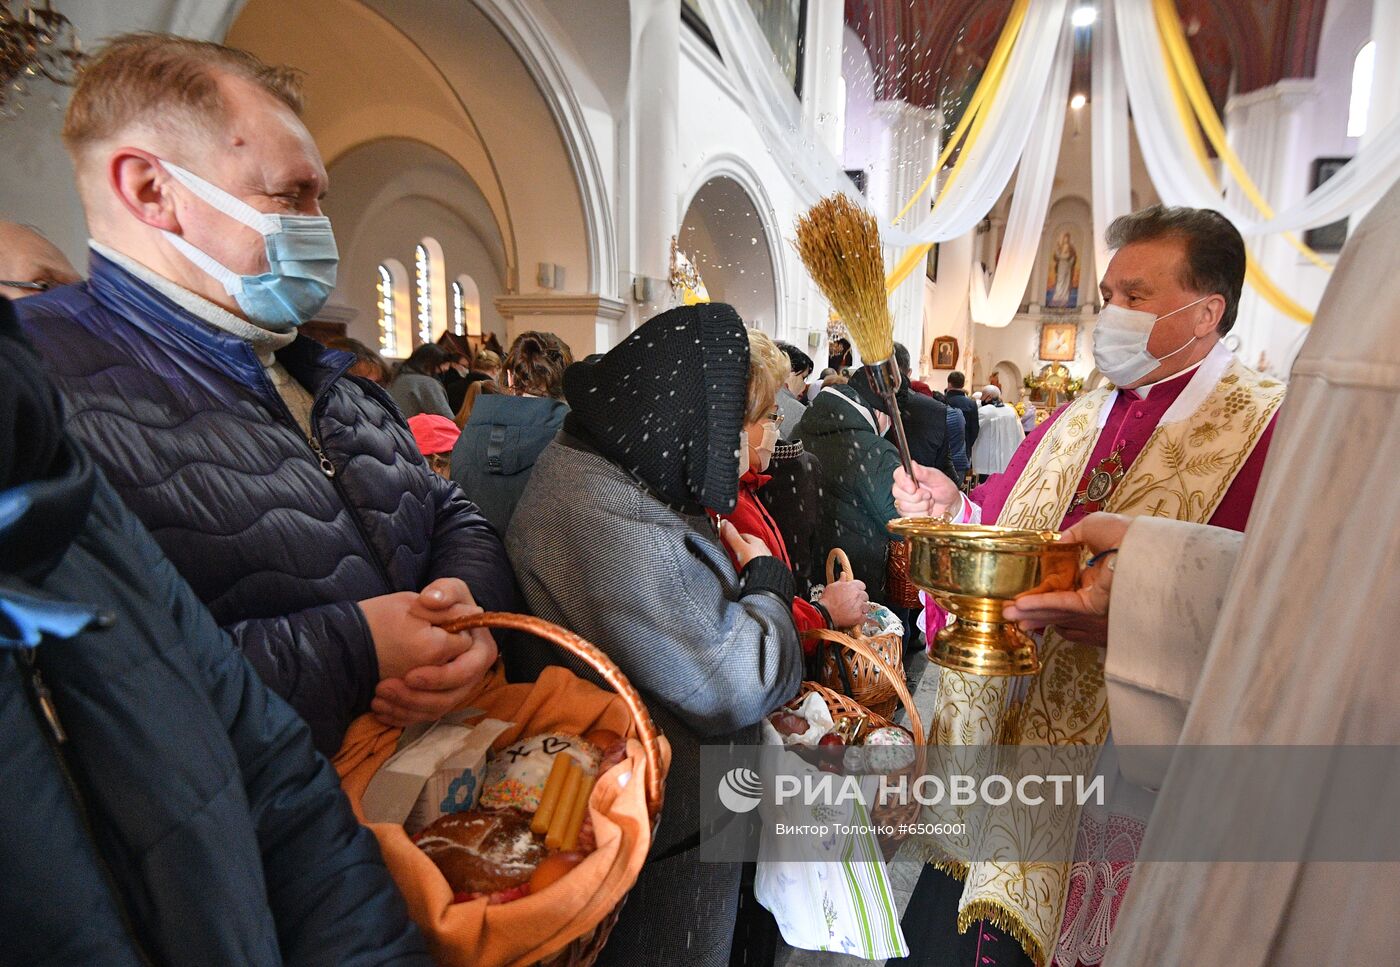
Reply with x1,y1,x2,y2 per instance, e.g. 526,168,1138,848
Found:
794,193,894,363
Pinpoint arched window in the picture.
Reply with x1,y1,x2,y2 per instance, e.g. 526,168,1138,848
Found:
414,243,433,346
377,258,412,359
414,236,449,346
377,264,396,356
1349,41,1376,138
452,274,481,336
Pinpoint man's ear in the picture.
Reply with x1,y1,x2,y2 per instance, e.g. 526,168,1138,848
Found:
108,148,181,233
1195,294,1227,337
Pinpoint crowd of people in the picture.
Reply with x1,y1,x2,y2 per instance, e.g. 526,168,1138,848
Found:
4,29,1394,967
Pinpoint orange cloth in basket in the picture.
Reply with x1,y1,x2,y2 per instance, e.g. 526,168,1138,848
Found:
336,666,670,967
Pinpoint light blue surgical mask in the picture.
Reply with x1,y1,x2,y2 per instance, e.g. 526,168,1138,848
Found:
158,160,338,331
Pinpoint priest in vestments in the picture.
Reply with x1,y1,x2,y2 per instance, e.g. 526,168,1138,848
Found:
1009,176,1400,967
888,206,1285,967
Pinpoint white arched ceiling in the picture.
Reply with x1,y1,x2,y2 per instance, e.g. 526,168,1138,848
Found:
467,0,622,293
679,174,781,335
358,0,609,295
322,138,510,351
228,0,603,306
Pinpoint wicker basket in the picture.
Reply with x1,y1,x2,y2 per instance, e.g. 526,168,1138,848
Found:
439,612,667,967
812,549,905,718
795,628,927,858
885,536,923,609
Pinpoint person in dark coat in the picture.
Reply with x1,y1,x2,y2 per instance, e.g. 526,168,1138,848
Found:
18,34,515,756
442,348,502,415
0,296,428,967
506,303,803,967
892,342,958,479
927,388,971,485
451,331,571,533
757,438,824,601
945,369,981,454
389,343,455,419
792,367,904,603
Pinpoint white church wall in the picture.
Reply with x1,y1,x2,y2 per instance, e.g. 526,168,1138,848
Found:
676,26,816,346
325,140,509,351
0,0,246,265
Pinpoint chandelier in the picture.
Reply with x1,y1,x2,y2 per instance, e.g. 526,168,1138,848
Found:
1,1,83,117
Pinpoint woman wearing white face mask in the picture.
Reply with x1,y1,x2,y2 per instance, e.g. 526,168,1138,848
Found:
718,330,871,637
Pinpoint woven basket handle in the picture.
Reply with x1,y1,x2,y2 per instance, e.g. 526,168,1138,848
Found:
825,547,854,586
440,611,666,815
802,628,925,745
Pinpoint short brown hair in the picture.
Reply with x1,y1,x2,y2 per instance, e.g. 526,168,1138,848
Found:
1106,205,1246,335
504,331,572,399
63,33,304,159
745,328,789,425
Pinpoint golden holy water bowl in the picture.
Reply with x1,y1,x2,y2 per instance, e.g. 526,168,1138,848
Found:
887,519,1083,677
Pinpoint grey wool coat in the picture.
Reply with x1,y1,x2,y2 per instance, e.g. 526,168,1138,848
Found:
505,434,803,967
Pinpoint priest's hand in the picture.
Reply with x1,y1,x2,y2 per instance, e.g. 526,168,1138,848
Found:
893,463,961,518
1004,513,1133,648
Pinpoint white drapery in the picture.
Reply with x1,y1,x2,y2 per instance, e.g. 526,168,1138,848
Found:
1115,0,1400,237
697,0,1068,247
1092,0,1132,282
969,13,1075,328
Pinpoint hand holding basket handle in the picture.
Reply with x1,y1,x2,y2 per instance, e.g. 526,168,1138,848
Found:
820,549,871,630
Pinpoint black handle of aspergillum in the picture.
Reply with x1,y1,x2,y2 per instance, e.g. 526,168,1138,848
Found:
869,355,915,479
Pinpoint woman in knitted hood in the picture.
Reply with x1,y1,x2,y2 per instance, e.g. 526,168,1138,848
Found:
505,302,803,967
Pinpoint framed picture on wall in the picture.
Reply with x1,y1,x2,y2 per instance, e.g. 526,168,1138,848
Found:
1038,322,1077,362
1303,157,1351,252
930,335,959,370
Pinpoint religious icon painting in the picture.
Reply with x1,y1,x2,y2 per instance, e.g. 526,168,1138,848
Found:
930,335,959,370
1038,322,1077,362
1045,222,1083,308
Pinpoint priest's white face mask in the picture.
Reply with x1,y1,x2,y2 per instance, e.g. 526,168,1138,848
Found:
1093,295,1209,387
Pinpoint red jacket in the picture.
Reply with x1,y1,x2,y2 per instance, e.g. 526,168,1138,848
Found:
721,471,827,651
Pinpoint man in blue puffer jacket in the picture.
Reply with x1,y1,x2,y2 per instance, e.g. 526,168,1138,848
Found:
0,295,428,965
18,35,516,756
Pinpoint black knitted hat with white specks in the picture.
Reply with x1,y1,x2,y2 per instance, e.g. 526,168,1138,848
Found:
563,302,750,512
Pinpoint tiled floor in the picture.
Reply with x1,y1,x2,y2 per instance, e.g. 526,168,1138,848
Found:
775,647,945,967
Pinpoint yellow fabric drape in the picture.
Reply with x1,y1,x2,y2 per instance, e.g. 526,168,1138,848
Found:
1152,0,1315,324
889,0,1029,227
884,0,1029,292
1153,0,1333,274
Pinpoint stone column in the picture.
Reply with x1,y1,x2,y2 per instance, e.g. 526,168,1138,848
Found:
872,99,939,370
779,0,849,350
628,0,681,321
801,0,846,158
1223,80,1316,377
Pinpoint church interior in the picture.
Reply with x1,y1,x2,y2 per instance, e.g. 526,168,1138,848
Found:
2,2,1397,966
